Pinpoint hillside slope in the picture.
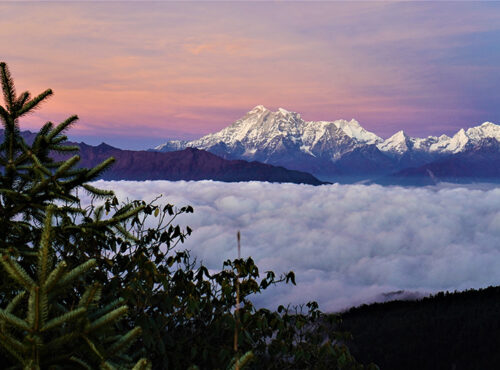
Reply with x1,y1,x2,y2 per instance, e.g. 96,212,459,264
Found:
339,286,500,370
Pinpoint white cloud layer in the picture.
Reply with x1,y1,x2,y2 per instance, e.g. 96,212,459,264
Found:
85,181,500,312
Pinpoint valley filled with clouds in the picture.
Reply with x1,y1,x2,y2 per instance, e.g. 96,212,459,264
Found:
85,181,500,312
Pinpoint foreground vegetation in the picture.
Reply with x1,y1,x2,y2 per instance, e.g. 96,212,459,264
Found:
340,286,500,370
0,62,376,369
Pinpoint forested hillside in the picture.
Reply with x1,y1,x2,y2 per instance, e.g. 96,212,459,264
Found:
340,286,500,370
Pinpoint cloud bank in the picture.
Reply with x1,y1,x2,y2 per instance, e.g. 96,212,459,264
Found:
85,181,500,312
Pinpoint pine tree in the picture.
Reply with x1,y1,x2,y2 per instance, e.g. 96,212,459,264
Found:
0,206,151,369
0,62,144,302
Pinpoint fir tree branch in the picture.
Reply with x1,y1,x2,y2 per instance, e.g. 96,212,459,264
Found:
37,121,53,138
47,115,78,140
5,291,26,314
107,327,142,356
82,184,114,198
0,308,30,331
14,91,30,111
44,261,67,293
50,144,80,152
85,157,115,181
228,351,254,370
0,331,25,363
38,205,55,285
132,358,152,370
88,298,125,321
0,105,9,124
82,335,106,362
0,254,36,290
41,306,86,332
54,259,96,291
0,62,17,111
54,155,80,178
78,283,102,310
42,332,79,354
17,88,53,117
0,188,32,201
86,306,128,333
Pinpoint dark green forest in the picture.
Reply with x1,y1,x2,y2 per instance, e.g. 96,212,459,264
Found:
340,286,500,370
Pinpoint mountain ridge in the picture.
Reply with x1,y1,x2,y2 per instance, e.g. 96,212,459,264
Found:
0,129,325,185
153,106,500,182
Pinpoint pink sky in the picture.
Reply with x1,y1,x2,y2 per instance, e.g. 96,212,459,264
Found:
1,2,500,149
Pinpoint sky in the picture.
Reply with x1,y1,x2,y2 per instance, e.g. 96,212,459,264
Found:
85,180,500,311
2,1,500,149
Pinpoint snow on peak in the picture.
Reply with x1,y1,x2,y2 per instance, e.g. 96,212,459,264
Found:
333,119,382,144
393,130,407,140
154,106,500,159
377,130,412,154
465,121,500,141
172,107,384,161
424,122,500,153
436,129,468,153
248,105,270,115
154,139,187,151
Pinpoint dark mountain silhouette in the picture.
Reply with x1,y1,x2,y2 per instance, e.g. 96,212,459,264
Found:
0,129,324,184
73,143,325,184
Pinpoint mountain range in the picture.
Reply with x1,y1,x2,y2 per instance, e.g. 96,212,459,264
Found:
154,106,500,184
0,129,323,185
4,105,500,186
73,143,323,184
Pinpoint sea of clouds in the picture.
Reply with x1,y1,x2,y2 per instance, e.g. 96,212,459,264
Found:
84,180,500,312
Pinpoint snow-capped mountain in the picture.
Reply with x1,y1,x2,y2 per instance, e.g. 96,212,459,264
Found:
155,139,188,152
155,105,389,177
154,106,500,181
157,105,381,156
377,122,500,156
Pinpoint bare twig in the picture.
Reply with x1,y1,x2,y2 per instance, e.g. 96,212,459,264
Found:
234,231,241,370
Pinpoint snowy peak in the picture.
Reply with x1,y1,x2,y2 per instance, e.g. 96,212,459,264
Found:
154,139,188,151
333,119,382,144
181,107,383,162
440,128,469,153
465,121,500,141
426,122,500,154
277,107,292,115
154,107,500,168
377,130,412,154
207,106,303,146
375,122,500,156
250,104,268,113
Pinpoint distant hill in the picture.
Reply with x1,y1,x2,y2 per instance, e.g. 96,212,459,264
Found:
73,143,324,184
0,129,325,184
339,286,500,370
